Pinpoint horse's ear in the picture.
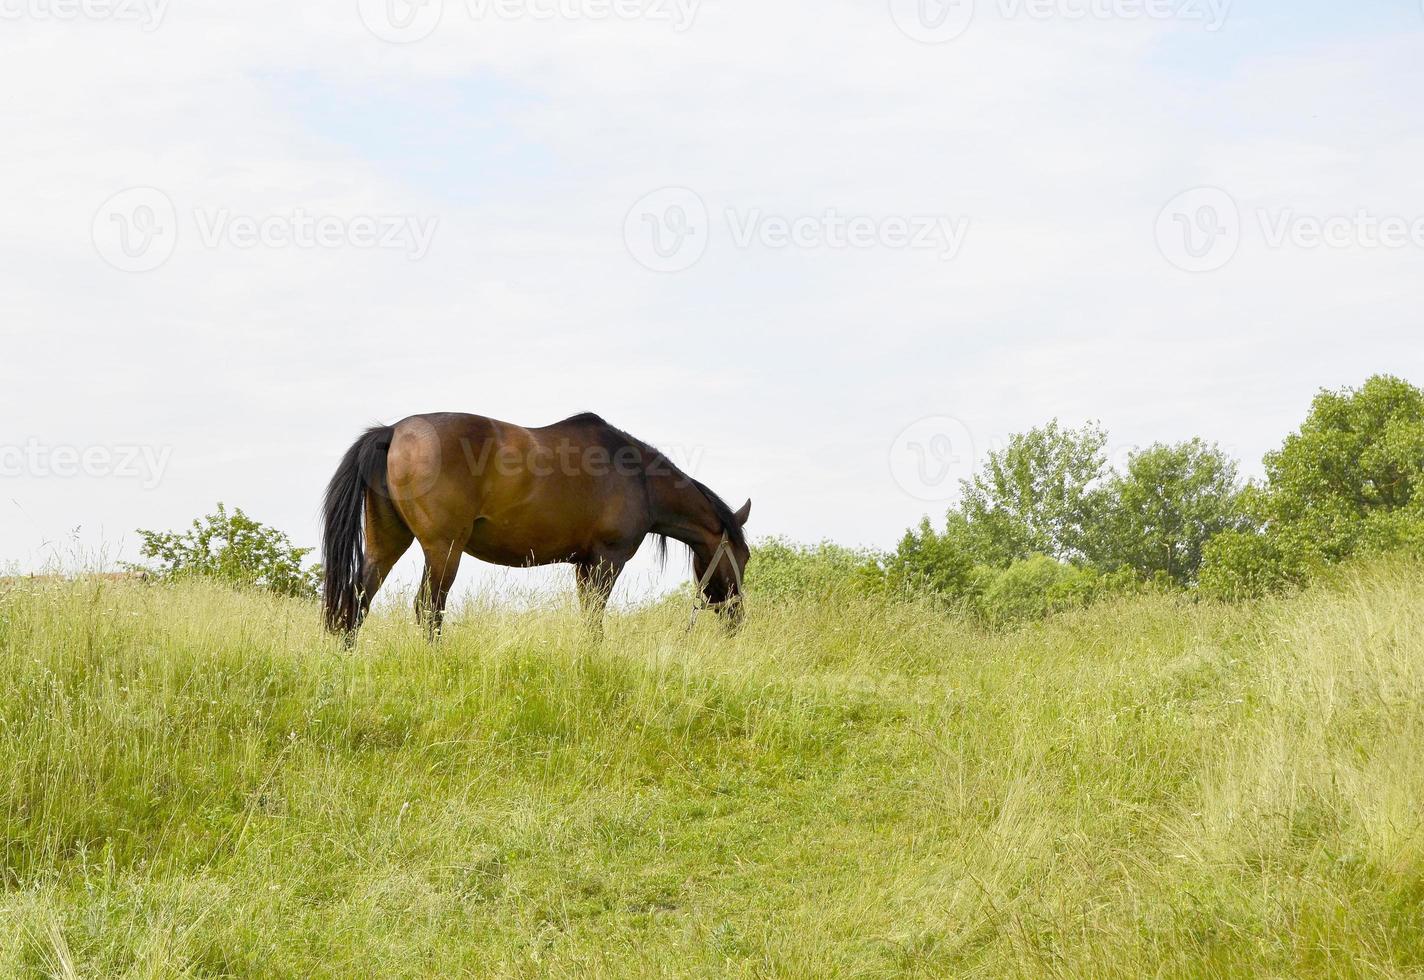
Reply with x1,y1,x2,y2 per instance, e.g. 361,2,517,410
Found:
733,499,751,527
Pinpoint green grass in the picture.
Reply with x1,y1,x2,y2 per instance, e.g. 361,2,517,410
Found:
1,562,1422,977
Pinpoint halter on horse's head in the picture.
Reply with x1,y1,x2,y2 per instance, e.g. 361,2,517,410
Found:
688,499,751,632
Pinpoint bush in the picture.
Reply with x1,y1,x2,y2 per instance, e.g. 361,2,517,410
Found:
880,519,976,599
1197,528,1302,601
971,555,1138,627
1357,509,1424,558
132,503,320,599
747,537,882,602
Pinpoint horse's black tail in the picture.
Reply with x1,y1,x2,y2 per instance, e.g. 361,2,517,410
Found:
322,425,395,635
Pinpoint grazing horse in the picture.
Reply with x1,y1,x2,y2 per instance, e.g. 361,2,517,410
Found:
322,412,751,640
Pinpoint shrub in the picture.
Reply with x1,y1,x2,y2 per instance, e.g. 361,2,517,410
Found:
747,537,883,602
1357,509,1424,558
971,555,1138,626
132,503,320,599
1197,528,1301,601
880,519,976,600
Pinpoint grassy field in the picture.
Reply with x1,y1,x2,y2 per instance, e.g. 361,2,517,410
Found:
1,563,1422,978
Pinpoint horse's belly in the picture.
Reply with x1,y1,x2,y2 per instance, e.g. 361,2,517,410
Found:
463,516,586,568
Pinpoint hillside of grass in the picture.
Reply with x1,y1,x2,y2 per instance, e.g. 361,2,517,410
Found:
1,563,1422,977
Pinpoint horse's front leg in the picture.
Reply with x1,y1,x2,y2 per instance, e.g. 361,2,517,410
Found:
574,556,625,642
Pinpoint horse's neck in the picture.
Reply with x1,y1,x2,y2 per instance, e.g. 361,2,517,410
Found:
649,474,721,553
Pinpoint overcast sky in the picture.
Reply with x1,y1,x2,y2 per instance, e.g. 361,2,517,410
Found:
2,0,1421,601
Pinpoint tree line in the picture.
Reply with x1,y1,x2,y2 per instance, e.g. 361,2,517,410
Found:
751,374,1424,625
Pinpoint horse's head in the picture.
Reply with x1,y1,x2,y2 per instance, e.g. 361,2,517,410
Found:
692,498,752,631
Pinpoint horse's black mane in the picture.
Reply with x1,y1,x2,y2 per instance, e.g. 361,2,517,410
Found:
565,412,746,567
686,478,747,552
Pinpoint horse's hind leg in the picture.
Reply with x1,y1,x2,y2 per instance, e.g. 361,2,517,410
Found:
416,537,466,640
357,494,414,634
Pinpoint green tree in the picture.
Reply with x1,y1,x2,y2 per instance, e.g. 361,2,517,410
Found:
1094,439,1245,586
881,421,1109,608
133,503,320,599
1263,374,1424,562
1200,375,1424,598
949,420,1110,567
881,518,977,600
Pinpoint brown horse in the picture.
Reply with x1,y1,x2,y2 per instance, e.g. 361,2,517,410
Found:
322,412,751,640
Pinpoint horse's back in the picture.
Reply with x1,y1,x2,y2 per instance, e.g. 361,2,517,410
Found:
384,411,651,566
